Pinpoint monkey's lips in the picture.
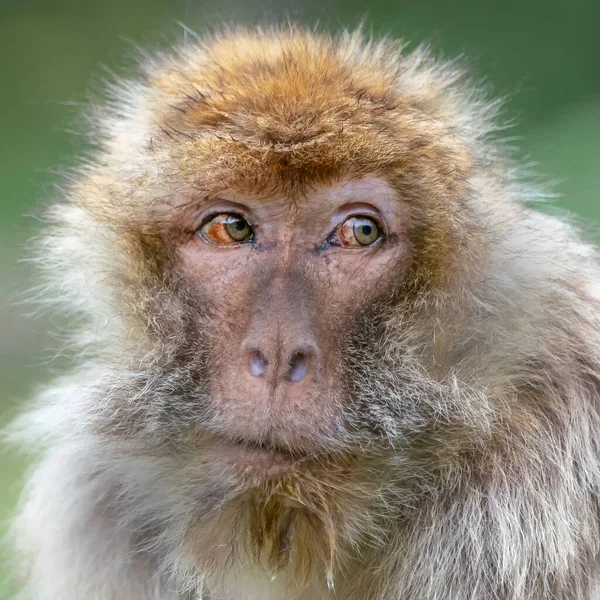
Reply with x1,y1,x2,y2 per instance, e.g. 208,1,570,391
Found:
216,438,310,478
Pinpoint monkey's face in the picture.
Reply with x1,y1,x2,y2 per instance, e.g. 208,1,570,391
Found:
54,31,482,586
174,175,412,462
84,35,475,478
130,175,421,586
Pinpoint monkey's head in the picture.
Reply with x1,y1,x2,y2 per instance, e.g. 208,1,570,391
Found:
44,27,496,588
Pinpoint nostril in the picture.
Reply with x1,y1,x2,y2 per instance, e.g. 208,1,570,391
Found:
248,350,269,377
287,352,310,383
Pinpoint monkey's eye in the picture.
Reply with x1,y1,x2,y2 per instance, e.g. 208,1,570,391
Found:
198,213,254,245
329,216,382,248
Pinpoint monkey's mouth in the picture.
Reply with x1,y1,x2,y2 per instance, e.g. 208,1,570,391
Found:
215,437,314,478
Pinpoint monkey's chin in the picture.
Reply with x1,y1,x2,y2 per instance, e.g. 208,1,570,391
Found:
188,435,361,590
202,440,340,589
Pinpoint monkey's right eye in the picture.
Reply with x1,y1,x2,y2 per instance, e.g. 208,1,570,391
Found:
198,214,254,245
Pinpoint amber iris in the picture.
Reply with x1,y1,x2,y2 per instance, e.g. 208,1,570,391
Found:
333,216,382,247
199,214,254,245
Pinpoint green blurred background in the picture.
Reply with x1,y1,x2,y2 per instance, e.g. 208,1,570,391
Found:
0,0,598,596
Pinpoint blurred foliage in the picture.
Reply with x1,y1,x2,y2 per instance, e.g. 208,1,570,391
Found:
0,0,598,596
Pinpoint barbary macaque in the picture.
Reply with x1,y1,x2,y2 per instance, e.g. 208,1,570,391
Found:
7,25,600,600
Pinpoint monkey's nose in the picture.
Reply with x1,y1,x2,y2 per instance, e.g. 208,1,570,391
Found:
248,350,269,377
287,352,310,382
246,348,314,384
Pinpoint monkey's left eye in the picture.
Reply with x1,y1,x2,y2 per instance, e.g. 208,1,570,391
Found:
329,216,383,248
198,213,254,245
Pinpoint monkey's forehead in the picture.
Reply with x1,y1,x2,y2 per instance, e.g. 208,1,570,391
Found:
102,28,475,200
151,27,404,131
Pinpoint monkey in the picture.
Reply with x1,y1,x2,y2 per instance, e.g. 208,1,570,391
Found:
5,23,600,600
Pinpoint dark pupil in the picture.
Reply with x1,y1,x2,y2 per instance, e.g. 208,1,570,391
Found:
226,216,251,241
361,225,372,236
